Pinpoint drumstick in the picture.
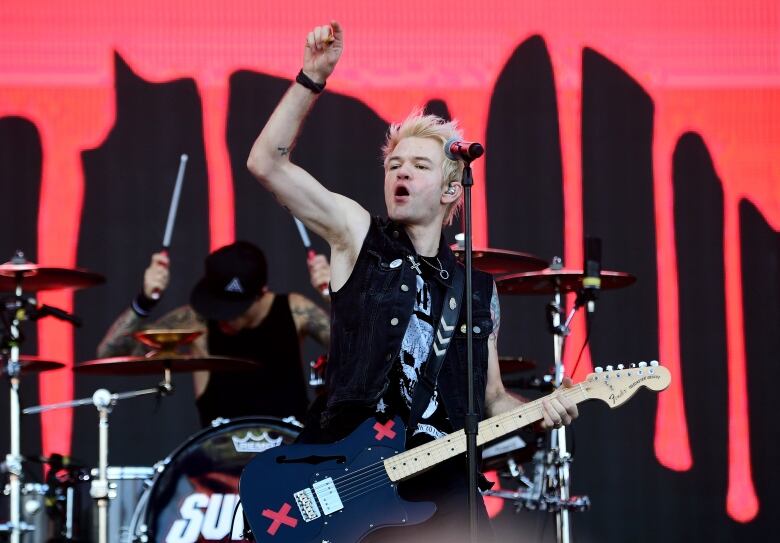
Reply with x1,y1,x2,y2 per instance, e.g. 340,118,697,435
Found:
294,217,329,296
151,154,188,300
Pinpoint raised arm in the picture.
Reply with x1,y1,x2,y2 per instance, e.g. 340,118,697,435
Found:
97,251,171,357
246,21,369,259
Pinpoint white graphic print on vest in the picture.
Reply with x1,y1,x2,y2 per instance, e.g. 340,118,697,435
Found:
224,277,244,293
396,273,447,440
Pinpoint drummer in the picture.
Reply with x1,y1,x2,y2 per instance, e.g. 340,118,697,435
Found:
96,241,331,427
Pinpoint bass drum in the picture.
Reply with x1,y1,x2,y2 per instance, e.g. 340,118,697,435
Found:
130,417,300,543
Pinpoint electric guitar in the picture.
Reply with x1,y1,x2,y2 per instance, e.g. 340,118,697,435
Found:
239,363,671,542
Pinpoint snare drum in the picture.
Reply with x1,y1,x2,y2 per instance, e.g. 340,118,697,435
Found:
130,416,300,543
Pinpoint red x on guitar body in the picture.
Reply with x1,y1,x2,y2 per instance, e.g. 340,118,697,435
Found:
261,502,298,536
373,419,397,440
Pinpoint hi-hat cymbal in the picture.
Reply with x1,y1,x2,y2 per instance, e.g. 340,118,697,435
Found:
451,247,548,275
0,260,105,292
74,355,259,375
133,329,203,350
1,356,65,374
497,268,636,295
498,356,536,373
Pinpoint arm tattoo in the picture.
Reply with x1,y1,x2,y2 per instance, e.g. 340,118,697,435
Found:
97,308,149,358
153,305,204,330
277,146,290,156
290,295,331,348
489,281,500,344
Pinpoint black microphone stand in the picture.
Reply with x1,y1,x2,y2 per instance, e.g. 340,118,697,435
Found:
460,160,480,543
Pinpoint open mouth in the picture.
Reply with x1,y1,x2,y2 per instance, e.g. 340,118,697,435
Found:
394,185,410,198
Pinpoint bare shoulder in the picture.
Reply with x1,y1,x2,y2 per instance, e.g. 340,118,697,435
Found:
153,305,207,331
287,292,320,314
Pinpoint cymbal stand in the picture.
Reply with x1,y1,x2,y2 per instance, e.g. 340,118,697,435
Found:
23,374,174,543
543,257,590,543
0,272,34,543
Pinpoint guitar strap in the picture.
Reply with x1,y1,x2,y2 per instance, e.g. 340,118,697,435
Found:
407,262,465,432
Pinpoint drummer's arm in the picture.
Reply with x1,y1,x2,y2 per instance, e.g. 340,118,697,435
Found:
96,308,151,358
96,305,205,358
289,293,330,348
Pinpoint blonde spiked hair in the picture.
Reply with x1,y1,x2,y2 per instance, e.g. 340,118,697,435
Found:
381,108,465,226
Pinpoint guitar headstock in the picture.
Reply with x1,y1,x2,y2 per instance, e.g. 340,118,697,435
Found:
582,361,671,408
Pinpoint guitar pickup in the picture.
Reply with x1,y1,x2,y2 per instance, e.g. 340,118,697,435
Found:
313,477,344,515
294,488,322,522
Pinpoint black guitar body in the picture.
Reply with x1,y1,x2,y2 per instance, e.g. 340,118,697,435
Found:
239,416,436,542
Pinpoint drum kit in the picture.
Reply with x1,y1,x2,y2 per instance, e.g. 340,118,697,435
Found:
0,251,297,543
0,241,635,543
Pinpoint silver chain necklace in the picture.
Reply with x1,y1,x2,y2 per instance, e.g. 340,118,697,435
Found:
419,255,450,280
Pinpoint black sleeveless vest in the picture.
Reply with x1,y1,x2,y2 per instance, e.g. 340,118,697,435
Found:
322,218,495,439
195,294,309,427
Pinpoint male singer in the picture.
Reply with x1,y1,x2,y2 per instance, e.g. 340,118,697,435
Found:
246,21,578,541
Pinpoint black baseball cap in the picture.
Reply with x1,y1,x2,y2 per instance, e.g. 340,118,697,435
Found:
189,241,267,321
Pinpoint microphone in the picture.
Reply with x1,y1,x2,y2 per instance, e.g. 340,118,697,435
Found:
582,237,602,313
444,138,484,162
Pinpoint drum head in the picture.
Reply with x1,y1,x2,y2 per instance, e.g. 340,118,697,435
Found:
134,417,300,542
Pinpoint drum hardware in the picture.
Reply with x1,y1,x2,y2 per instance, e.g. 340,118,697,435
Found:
495,253,635,542
0,250,96,543
0,356,65,375
0,252,106,293
308,354,327,388
73,354,259,375
132,328,203,352
498,356,536,374
24,383,174,543
502,373,554,392
451,243,548,276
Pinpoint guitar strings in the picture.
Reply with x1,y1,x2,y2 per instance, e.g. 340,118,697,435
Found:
317,386,589,503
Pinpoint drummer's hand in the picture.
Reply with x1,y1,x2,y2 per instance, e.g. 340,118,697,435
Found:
307,253,331,301
540,377,579,430
303,21,343,84
143,252,170,298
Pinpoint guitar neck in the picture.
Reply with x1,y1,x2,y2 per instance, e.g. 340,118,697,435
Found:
384,384,588,482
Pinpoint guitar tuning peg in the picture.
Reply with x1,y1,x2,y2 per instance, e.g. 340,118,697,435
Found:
650,360,659,367
630,363,636,368
605,365,613,371
594,366,603,373
617,364,625,370
638,361,647,368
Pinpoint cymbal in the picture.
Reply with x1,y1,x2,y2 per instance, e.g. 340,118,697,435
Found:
133,329,203,350
498,356,536,373
73,355,260,375
497,268,636,295
23,454,87,471
1,356,65,374
451,247,548,275
0,261,105,292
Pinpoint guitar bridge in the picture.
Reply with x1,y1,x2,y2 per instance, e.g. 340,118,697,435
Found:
294,488,322,522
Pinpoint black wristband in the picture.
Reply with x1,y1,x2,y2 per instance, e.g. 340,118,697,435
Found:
131,291,158,317
296,69,326,94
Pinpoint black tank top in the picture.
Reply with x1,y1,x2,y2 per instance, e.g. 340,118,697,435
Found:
194,294,309,427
